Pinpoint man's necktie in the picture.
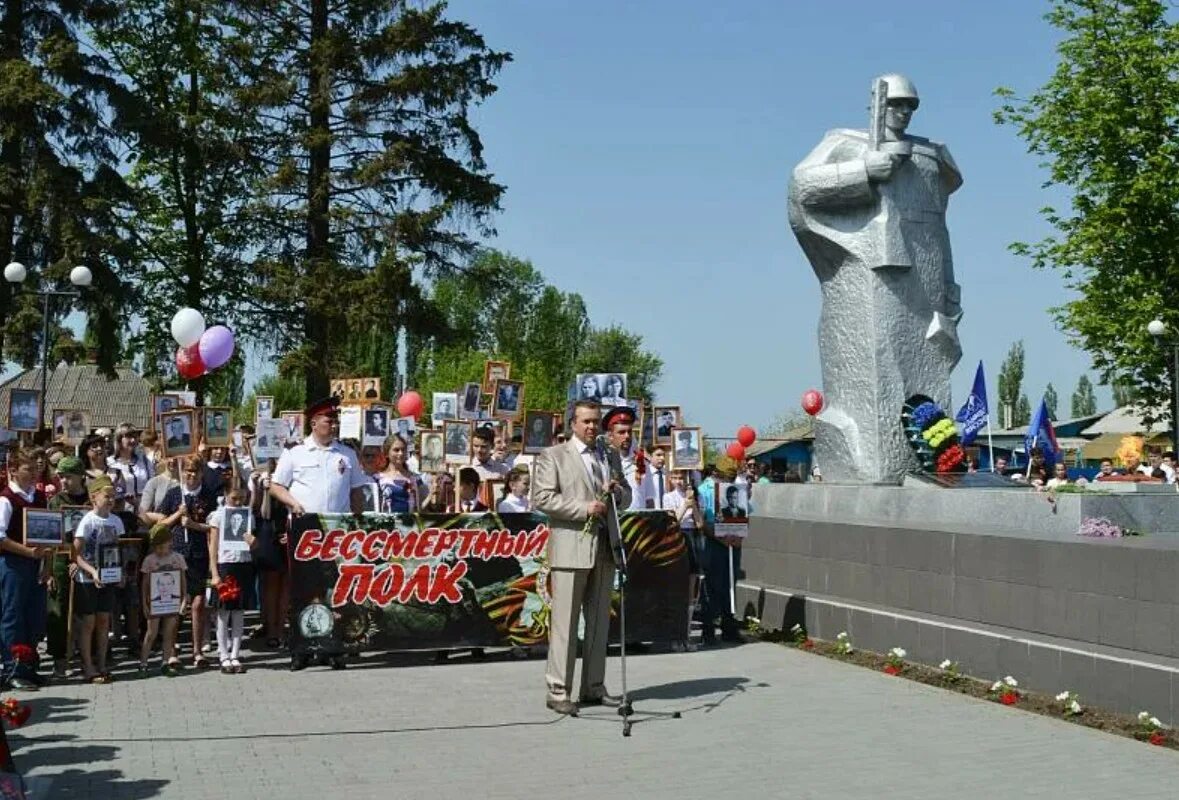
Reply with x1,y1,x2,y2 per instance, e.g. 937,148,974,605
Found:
591,455,605,492
656,470,664,509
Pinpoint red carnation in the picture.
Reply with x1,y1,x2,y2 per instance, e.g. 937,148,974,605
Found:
1149,731,1166,746
216,575,241,603
883,665,900,676
10,705,30,728
10,644,34,664
1000,692,1018,705
802,639,814,650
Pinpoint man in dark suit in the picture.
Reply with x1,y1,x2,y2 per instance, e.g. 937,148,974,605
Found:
721,485,747,520
675,430,699,463
166,417,190,450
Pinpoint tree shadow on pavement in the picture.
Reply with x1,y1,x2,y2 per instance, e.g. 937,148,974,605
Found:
13,735,169,799
628,676,764,702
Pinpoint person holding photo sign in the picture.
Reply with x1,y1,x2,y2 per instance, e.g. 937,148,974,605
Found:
209,488,256,675
0,451,51,689
73,479,124,684
138,524,187,676
46,456,91,679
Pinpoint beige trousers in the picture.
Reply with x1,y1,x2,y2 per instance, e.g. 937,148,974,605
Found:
545,538,614,702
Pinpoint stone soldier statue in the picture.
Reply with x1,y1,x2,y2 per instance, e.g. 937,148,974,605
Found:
788,74,963,483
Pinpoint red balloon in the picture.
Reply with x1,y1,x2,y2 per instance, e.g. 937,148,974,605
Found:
396,390,424,418
176,344,205,380
726,442,746,461
736,425,757,447
801,389,824,416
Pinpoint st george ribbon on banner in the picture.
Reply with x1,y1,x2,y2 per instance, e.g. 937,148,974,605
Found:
954,360,989,446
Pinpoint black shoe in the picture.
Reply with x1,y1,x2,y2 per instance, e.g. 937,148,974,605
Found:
10,678,38,692
289,656,308,672
720,629,743,644
579,692,621,707
470,648,485,661
546,698,579,716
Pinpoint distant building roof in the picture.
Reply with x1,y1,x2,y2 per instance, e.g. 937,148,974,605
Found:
1079,405,1169,436
0,364,153,431
745,417,815,458
981,410,1110,439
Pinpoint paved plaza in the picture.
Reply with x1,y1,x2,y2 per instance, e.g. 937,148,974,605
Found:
13,640,1179,798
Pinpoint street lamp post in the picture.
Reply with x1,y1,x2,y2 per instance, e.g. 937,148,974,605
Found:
1148,319,1179,458
4,262,93,431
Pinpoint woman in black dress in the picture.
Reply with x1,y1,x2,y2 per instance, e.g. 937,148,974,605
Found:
161,455,218,667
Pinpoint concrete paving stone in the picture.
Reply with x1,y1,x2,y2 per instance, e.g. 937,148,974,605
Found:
12,640,1179,799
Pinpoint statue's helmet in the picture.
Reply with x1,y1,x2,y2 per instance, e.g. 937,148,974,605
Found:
877,73,919,107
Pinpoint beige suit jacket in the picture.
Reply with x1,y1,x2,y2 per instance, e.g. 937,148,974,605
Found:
532,438,606,570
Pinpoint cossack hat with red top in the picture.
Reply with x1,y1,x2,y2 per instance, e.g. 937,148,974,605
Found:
601,405,635,430
305,396,340,421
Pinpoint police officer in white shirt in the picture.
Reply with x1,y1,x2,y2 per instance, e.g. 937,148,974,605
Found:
270,396,370,518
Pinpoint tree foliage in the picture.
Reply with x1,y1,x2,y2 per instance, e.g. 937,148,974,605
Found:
1044,382,1059,420
995,0,1179,424
998,341,1031,427
1071,374,1097,417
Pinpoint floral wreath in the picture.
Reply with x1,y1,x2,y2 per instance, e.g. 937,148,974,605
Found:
901,394,966,474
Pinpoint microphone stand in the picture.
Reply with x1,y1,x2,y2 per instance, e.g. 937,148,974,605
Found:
599,438,681,738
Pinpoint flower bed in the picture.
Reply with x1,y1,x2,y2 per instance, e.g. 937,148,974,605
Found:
756,625,1176,750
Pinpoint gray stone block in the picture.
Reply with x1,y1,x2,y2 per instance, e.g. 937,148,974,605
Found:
979,579,1012,628
1024,643,1061,697
916,620,945,665
826,558,853,597
930,573,953,615
883,567,912,610
894,617,920,655
953,576,984,622
865,529,889,566
945,626,999,680
1133,601,1172,658
1098,547,1139,600
1058,650,1097,698
953,533,987,579
996,638,1032,686
1006,583,1038,631
784,554,812,592
907,570,934,614
1034,587,1068,640
1063,591,1102,644
1094,658,1133,715
1136,550,1179,605
1099,597,1137,650
1129,665,1172,726
809,527,831,559
828,528,867,563
848,563,873,603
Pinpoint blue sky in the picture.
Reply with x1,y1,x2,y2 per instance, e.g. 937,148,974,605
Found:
445,0,1110,436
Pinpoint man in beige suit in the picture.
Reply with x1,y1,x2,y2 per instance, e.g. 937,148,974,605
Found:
533,401,633,715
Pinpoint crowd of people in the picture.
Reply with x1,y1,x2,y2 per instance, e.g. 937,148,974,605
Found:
0,393,760,687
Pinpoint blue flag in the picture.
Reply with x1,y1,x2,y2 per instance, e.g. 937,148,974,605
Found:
954,361,989,445
1025,396,1061,467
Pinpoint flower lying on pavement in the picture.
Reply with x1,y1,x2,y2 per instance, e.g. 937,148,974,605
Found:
989,676,1020,705
883,647,906,675
1055,691,1083,716
833,631,853,655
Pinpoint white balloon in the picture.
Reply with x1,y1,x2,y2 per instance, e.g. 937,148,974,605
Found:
3,262,26,284
70,266,93,287
170,307,207,348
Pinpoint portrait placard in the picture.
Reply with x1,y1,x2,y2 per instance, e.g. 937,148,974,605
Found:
160,409,196,459
204,406,232,446
444,420,472,464
337,405,362,441
362,404,391,448
653,406,682,446
97,541,122,585
715,481,750,538
255,396,275,423
220,507,252,552
574,373,628,406
522,410,557,454
432,392,458,428
491,379,524,421
419,431,445,473
460,382,482,419
253,418,286,460
149,569,183,616
24,509,63,548
280,411,305,444
668,426,703,472
8,388,41,432
61,505,88,544
53,408,91,446
482,360,511,394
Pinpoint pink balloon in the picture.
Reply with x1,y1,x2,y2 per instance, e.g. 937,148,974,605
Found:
198,325,235,370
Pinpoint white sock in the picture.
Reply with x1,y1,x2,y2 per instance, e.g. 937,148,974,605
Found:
231,611,244,661
216,610,230,662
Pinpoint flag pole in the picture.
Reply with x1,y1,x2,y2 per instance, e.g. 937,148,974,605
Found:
1025,434,1037,480
987,413,995,472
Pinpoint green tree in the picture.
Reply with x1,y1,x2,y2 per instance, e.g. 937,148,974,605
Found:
1044,382,1059,420
233,0,510,401
236,372,307,425
94,0,268,398
0,0,133,376
1071,374,1097,417
1111,376,1137,407
995,0,1179,425
998,341,1031,427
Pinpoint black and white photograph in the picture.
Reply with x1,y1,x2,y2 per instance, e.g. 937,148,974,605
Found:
716,482,750,539
61,506,88,542
443,419,472,464
574,373,627,406
475,418,506,440
53,408,90,445
152,393,180,430
461,382,482,419
24,508,64,547
432,392,458,427
653,405,681,445
393,416,415,441
149,569,182,616
419,431,446,473
204,407,232,446
337,405,362,441
8,388,40,432
161,409,196,459
97,541,122,585
221,507,252,552
491,379,524,421
363,405,390,447
482,360,510,394
330,378,346,399
523,410,556,454
669,426,703,471
280,412,305,443
255,396,275,422
357,482,379,514
253,418,286,460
